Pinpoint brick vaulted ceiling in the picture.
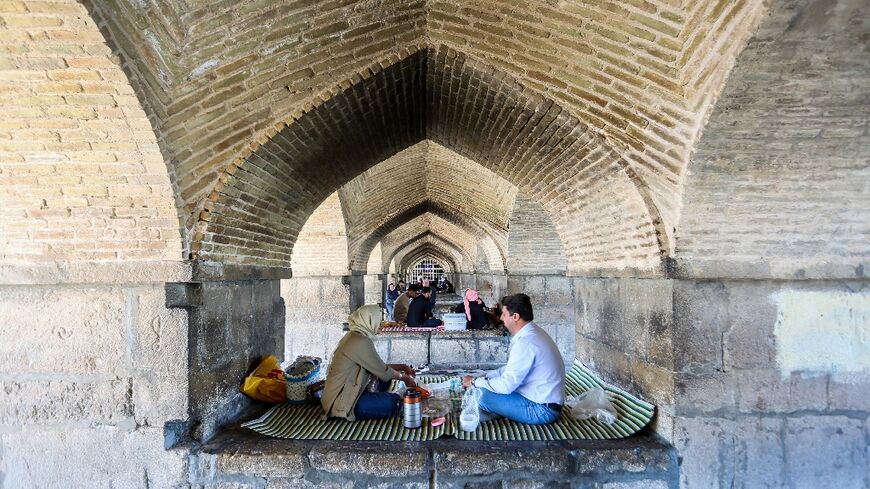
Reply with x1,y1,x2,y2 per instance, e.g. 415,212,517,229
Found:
86,0,766,275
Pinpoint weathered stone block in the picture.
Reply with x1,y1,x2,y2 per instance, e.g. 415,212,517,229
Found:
309,447,427,477
373,336,392,362
0,378,133,426
218,449,306,478
733,417,785,488
599,481,668,489
784,416,867,489
674,372,737,416
573,445,671,474
389,337,429,365
672,280,728,373
430,338,475,366
0,427,187,488
433,447,572,476
523,276,547,305
265,478,352,489
722,284,777,369
674,416,736,489
133,372,188,426
827,374,870,411
544,276,572,305
507,276,525,295
134,286,188,373
0,286,126,375
630,359,675,406
321,277,351,307
735,369,827,414
478,337,509,363
534,305,573,327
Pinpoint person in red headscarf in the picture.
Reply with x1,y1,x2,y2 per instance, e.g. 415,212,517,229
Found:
453,288,490,330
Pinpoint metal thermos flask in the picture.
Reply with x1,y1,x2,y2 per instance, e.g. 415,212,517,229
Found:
403,389,422,429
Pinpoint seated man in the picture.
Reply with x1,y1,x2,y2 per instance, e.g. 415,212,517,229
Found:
406,286,443,328
393,284,420,324
462,293,565,425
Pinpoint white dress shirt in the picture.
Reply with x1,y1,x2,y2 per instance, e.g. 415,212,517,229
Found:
473,322,566,405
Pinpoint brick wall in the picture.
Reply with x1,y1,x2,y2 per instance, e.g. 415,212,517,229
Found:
0,0,181,264
86,0,427,244
676,0,870,280
290,192,349,277
507,194,567,275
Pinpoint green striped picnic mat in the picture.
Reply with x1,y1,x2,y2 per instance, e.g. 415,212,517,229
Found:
242,361,655,441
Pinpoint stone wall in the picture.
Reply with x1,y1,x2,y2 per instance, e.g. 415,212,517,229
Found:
0,273,189,487
193,436,679,489
282,276,351,368
507,275,577,367
573,278,675,438
183,278,285,442
672,279,869,489
374,330,510,369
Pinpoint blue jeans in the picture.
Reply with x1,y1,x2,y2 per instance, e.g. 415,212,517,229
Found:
385,301,395,321
417,318,442,328
477,388,561,425
354,392,400,420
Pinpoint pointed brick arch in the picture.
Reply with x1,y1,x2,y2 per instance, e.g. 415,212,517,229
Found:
353,202,505,274
194,45,667,274
388,229,475,274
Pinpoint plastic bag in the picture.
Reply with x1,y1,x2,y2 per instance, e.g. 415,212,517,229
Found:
241,355,286,403
459,387,482,432
566,388,618,425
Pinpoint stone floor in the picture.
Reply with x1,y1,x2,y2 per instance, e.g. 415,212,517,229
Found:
189,425,678,488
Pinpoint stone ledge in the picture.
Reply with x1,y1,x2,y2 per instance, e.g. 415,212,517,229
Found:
191,428,679,488
0,260,193,285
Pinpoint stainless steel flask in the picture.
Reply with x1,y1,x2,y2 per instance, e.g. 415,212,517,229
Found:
403,389,422,429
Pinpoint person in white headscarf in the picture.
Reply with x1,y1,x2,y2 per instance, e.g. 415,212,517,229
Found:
321,305,417,420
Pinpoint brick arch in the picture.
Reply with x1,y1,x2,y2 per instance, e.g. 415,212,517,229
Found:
386,229,476,274
398,244,461,277
194,45,668,275
354,202,505,275
340,140,517,270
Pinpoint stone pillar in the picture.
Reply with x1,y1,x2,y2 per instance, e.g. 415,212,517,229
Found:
177,267,286,442
346,273,365,313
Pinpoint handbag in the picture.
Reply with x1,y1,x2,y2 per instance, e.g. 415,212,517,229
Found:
285,355,323,404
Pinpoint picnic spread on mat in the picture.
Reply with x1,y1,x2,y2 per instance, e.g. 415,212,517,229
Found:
242,361,655,441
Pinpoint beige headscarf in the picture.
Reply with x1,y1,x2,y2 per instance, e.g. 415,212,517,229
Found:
347,304,382,339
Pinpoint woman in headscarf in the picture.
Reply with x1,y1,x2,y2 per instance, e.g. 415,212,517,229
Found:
321,305,417,421
454,288,490,330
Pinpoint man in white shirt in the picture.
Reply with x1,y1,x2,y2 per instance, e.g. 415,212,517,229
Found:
462,293,565,425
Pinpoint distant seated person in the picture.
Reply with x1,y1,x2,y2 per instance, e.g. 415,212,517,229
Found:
422,278,436,316
452,288,489,330
393,284,421,324
321,305,417,421
407,286,443,328
462,294,565,425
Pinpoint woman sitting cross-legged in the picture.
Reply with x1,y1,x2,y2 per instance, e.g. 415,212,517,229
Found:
321,305,417,421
